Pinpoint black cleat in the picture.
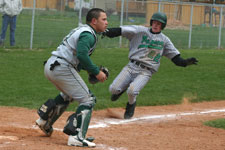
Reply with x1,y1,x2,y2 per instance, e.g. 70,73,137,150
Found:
36,118,53,137
86,137,95,142
124,102,136,119
111,90,126,101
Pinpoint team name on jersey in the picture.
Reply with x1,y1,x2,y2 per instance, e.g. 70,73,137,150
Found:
138,35,164,50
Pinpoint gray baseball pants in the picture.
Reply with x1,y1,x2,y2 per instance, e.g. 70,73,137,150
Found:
109,62,153,104
44,56,92,104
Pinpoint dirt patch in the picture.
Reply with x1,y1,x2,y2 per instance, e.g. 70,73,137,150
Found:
0,100,225,150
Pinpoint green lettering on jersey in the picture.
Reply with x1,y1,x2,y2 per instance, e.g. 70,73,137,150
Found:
138,35,150,49
138,36,164,50
141,36,150,44
148,51,156,59
148,40,164,50
153,53,161,63
148,51,161,63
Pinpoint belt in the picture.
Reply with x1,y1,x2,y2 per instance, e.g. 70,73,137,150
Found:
54,55,78,71
131,60,151,71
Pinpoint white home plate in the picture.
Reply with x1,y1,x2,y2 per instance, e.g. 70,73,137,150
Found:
0,136,19,141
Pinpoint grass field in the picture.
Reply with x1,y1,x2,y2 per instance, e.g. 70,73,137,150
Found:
204,118,225,130
0,9,225,49
0,48,224,111
0,9,225,136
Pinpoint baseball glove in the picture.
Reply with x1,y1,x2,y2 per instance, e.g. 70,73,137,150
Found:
88,66,109,84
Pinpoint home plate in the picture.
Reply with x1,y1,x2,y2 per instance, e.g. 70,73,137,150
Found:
0,136,19,141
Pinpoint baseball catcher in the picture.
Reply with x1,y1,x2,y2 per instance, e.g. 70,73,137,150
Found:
35,8,108,148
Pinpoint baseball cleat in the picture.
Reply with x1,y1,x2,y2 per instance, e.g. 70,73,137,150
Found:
111,89,126,101
86,137,95,142
36,118,53,137
124,102,136,119
67,135,96,147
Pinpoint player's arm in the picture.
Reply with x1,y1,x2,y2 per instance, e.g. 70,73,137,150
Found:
163,37,198,67
77,32,106,82
103,26,143,39
171,54,198,67
102,28,121,38
0,0,4,13
77,32,99,75
19,0,23,12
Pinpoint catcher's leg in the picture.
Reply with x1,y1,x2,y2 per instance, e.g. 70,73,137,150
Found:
63,96,96,147
36,94,69,136
43,57,95,145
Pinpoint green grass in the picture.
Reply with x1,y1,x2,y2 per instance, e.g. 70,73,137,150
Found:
0,48,225,111
204,119,225,130
164,26,225,49
0,9,225,49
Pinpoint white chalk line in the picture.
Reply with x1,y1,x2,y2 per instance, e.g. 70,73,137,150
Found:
97,144,128,150
0,136,26,148
30,107,225,132
0,136,19,141
89,108,225,128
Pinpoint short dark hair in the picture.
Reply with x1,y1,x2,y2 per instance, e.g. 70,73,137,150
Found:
86,8,106,24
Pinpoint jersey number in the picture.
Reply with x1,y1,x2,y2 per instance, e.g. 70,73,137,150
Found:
148,51,161,63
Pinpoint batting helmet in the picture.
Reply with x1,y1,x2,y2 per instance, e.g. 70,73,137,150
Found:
150,12,167,30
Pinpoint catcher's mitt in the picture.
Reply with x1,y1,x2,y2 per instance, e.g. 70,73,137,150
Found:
88,66,109,84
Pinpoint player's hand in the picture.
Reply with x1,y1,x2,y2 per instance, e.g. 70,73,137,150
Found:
101,29,109,39
186,57,198,65
88,66,109,84
96,71,107,82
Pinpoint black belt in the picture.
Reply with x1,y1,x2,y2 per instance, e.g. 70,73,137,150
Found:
55,56,78,71
131,60,151,71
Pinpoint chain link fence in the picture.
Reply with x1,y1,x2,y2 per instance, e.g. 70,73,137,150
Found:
1,0,224,49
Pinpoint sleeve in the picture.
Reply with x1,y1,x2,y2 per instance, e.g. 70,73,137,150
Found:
76,31,99,75
0,0,4,13
162,36,180,59
171,54,188,67
121,25,144,40
19,0,23,13
105,28,121,38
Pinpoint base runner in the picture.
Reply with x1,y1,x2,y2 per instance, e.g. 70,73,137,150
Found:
103,12,198,119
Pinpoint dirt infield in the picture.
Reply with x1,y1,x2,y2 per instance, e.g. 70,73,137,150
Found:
1,100,225,150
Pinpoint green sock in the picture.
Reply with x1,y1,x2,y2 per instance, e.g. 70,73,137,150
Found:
54,94,66,105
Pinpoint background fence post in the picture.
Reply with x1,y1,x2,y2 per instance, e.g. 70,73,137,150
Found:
30,0,36,50
78,0,83,26
218,6,223,49
188,4,193,49
119,0,125,48
158,0,161,12
125,0,128,22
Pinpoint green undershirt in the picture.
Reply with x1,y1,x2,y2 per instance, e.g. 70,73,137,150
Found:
76,31,99,75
